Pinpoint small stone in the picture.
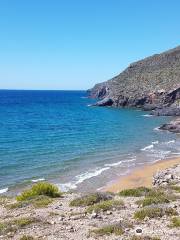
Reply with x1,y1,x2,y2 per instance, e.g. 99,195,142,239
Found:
70,215,80,220
49,220,55,225
106,210,112,215
135,227,142,235
58,216,64,221
144,216,149,221
125,228,130,232
66,226,74,232
90,211,98,219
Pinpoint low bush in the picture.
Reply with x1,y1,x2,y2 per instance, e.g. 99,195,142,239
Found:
119,187,150,197
16,182,62,201
136,195,169,207
0,217,37,235
87,199,124,213
134,207,178,220
20,236,35,240
169,217,180,228
7,195,53,209
92,223,124,236
69,192,113,207
171,185,180,193
136,188,177,207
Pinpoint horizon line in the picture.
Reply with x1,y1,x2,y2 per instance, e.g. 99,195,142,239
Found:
0,88,87,91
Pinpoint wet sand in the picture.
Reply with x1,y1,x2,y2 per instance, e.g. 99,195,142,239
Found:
105,157,180,193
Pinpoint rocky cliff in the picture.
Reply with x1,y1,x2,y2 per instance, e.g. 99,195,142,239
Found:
88,46,180,115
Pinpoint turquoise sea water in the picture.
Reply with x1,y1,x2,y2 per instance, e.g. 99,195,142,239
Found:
0,90,179,193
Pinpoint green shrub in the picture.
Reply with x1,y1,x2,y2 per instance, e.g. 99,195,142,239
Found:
30,195,53,208
7,195,53,209
20,236,35,240
16,182,62,201
171,185,180,193
14,217,36,227
136,196,169,207
70,192,112,207
119,187,150,197
136,188,177,207
92,224,124,236
134,207,178,220
146,189,165,197
87,199,124,213
0,217,37,235
169,217,180,228
6,201,29,209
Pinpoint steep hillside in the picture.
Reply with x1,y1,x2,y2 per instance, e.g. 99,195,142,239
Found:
88,46,180,114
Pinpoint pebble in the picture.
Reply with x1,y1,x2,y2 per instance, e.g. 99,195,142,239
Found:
106,210,112,215
90,211,98,219
135,227,142,235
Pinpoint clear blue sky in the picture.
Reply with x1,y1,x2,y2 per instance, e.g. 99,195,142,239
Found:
0,0,180,90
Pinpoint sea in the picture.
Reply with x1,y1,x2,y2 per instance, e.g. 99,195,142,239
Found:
0,90,180,194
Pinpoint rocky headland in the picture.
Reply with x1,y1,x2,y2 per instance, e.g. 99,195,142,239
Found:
88,46,180,125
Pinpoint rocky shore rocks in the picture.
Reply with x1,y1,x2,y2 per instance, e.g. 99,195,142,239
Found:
88,46,180,118
153,164,180,186
159,118,180,133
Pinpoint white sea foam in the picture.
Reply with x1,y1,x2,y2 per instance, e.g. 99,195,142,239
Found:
31,178,45,183
105,161,122,167
0,188,8,194
99,158,135,170
166,140,175,144
154,127,161,131
141,144,154,151
75,167,110,185
171,152,180,155
122,158,136,163
142,114,153,117
152,140,159,144
57,167,110,192
147,150,171,160
58,182,77,192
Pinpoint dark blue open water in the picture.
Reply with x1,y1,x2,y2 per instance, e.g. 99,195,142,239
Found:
0,90,179,193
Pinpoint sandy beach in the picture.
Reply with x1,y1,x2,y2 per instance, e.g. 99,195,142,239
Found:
105,157,180,193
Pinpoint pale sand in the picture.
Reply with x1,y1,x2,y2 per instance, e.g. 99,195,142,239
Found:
105,157,180,193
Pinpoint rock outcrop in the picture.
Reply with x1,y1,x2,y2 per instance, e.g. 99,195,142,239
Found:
88,46,180,115
153,164,180,186
159,118,180,133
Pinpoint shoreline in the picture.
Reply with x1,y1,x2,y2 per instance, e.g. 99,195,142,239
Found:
104,156,180,193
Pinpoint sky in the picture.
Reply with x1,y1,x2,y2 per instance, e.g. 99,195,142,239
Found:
0,0,180,90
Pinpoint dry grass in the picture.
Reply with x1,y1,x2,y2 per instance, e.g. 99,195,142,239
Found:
87,199,124,213
134,207,178,220
69,192,113,207
119,187,151,197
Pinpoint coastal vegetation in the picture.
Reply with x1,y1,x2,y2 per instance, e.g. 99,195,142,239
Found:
69,192,112,207
169,217,180,228
136,188,177,207
0,217,38,235
20,236,35,240
86,199,124,213
91,223,124,236
118,187,150,197
134,207,178,220
16,182,62,201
